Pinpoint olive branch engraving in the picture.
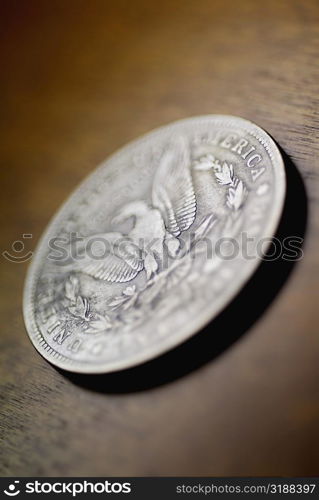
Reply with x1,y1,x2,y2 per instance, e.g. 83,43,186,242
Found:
193,154,248,211
193,153,248,274
64,275,112,333
105,285,138,310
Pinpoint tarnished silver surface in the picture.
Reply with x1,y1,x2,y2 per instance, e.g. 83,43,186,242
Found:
23,115,286,373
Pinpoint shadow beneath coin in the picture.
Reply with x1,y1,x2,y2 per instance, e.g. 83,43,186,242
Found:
61,148,307,393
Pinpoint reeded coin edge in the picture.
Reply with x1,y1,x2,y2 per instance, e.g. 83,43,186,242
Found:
23,115,286,373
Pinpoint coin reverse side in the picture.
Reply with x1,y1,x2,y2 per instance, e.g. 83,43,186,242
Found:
23,115,286,373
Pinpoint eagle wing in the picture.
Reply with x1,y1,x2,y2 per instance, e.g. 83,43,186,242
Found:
152,136,197,237
79,235,144,282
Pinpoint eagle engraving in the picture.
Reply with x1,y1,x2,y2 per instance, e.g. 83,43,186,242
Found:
72,136,197,282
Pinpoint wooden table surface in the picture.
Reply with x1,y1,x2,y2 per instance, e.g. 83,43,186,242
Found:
1,0,319,476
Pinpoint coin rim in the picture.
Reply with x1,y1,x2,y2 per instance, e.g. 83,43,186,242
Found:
23,115,286,373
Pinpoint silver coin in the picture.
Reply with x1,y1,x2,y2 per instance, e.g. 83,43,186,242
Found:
23,115,286,373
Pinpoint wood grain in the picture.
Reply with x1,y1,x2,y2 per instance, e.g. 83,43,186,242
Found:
0,0,319,476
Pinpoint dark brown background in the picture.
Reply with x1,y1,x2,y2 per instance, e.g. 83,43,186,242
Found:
1,0,319,476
